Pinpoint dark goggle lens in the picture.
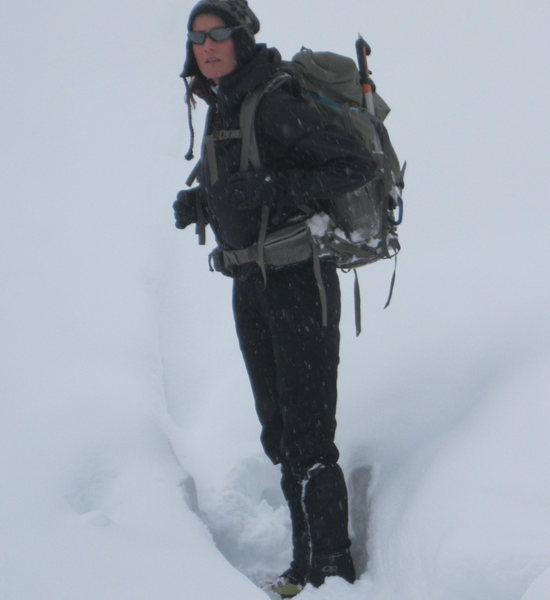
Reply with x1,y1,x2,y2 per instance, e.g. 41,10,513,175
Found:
209,27,236,42
188,27,235,45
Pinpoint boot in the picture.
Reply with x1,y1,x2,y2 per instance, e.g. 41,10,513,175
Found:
302,463,356,588
270,567,305,598
309,549,355,588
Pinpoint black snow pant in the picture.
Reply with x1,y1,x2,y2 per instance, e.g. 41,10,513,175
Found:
233,260,355,585
233,260,341,468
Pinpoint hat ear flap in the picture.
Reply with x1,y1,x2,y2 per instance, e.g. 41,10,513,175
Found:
180,40,199,78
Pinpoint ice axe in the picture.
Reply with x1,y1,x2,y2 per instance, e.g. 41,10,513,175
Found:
356,35,376,117
356,35,382,155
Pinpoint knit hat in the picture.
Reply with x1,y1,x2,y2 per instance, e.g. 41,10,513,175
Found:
181,0,260,78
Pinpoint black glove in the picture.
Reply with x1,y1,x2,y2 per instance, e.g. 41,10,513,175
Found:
222,169,280,211
173,187,199,229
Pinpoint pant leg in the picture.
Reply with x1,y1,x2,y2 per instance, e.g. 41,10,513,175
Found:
234,262,354,585
263,263,354,585
233,275,283,464
233,261,341,466
264,261,341,468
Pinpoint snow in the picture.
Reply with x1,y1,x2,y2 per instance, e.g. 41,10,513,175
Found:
2,0,550,599
307,213,331,237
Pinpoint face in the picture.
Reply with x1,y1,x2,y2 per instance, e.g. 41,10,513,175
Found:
191,13,238,84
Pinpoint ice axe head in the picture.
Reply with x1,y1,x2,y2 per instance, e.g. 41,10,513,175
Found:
356,34,374,93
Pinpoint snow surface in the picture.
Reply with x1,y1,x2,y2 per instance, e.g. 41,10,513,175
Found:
2,1,550,599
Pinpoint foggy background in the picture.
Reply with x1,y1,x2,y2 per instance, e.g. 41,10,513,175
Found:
2,1,549,598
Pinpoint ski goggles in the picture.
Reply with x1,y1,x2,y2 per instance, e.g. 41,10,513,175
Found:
188,26,240,45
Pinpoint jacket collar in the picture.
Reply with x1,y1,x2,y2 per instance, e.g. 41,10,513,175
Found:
214,45,282,110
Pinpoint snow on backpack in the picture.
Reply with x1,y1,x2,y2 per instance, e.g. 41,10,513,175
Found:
191,37,406,335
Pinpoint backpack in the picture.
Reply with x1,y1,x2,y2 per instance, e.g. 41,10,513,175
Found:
192,42,405,334
241,48,404,264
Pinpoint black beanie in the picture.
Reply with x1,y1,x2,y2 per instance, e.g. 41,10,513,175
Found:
181,0,260,78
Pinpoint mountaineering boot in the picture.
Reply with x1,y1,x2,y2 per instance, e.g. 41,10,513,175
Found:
270,567,305,598
309,548,355,588
302,463,356,588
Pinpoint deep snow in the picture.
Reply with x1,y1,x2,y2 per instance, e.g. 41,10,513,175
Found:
2,1,550,599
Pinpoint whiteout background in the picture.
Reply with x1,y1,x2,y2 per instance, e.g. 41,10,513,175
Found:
1,1,549,599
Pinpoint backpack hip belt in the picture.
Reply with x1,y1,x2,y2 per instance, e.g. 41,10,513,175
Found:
209,218,331,328
219,220,313,269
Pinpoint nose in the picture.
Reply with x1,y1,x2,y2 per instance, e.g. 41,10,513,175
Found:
202,36,218,52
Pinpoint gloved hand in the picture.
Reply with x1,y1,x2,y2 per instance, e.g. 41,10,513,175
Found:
173,187,199,229
223,169,280,211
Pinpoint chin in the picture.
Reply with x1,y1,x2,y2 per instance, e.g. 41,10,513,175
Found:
202,66,222,80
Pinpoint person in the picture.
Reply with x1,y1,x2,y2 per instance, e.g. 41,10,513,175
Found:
174,0,377,595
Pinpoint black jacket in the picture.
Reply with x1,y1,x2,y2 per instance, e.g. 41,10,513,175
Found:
196,45,376,254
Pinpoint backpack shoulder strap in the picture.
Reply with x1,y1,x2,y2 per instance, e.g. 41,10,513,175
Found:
237,72,293,285
239,72,293,171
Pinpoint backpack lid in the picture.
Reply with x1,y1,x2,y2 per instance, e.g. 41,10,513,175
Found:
290,48,364,106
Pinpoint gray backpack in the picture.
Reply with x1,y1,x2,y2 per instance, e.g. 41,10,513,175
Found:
194,44,405,334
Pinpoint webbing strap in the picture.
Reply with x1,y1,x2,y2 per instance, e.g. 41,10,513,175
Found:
203,130,242,186
195,199,206,246
212,129,242,141
353,269,362,336
384,254,398,309
257,205,270,286
240,95,259,171
239,72,292,172
185,161,200,187
204,135,218,185
237,74,292,288
186,161,205,244
312,242,328,328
